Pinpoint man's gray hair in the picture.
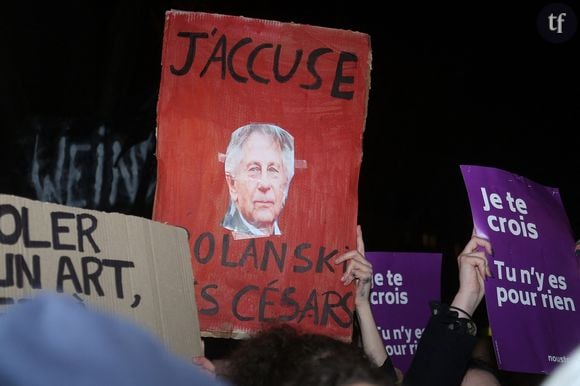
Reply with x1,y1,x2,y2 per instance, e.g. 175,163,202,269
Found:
224,123,295,186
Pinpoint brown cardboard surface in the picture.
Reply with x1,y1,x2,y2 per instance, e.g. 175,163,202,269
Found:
154,11,371,340
0,194,201,360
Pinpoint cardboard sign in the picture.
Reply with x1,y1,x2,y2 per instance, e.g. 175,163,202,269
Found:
154,11,372,340
461,165,580,373
0,194,201,360
366,252,442,372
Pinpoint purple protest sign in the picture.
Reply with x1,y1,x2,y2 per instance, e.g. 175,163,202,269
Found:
461,165,580,373
366,252,442,373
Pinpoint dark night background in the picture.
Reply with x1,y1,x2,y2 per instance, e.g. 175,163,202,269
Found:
0,1,578,383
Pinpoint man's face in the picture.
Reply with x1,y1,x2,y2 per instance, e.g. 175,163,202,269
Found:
227,132,289,231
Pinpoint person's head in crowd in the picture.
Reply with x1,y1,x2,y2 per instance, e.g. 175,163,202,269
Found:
461,358,503,386
222,123,295,238
225,324,392,386
0,293,226,386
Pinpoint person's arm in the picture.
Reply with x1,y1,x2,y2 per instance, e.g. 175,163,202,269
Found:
450,235,492,319
335,226,399,383
192,339,217,378
404,235,492,386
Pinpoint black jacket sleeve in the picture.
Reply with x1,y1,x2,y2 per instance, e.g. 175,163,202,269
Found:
403,302,477,386
378,356,398,384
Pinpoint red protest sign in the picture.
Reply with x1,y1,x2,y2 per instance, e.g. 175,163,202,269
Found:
153,10,371,340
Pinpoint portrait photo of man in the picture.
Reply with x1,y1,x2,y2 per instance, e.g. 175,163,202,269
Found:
222,123,295,238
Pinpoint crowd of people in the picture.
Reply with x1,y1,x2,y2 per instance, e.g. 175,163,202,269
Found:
0,228,576,386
